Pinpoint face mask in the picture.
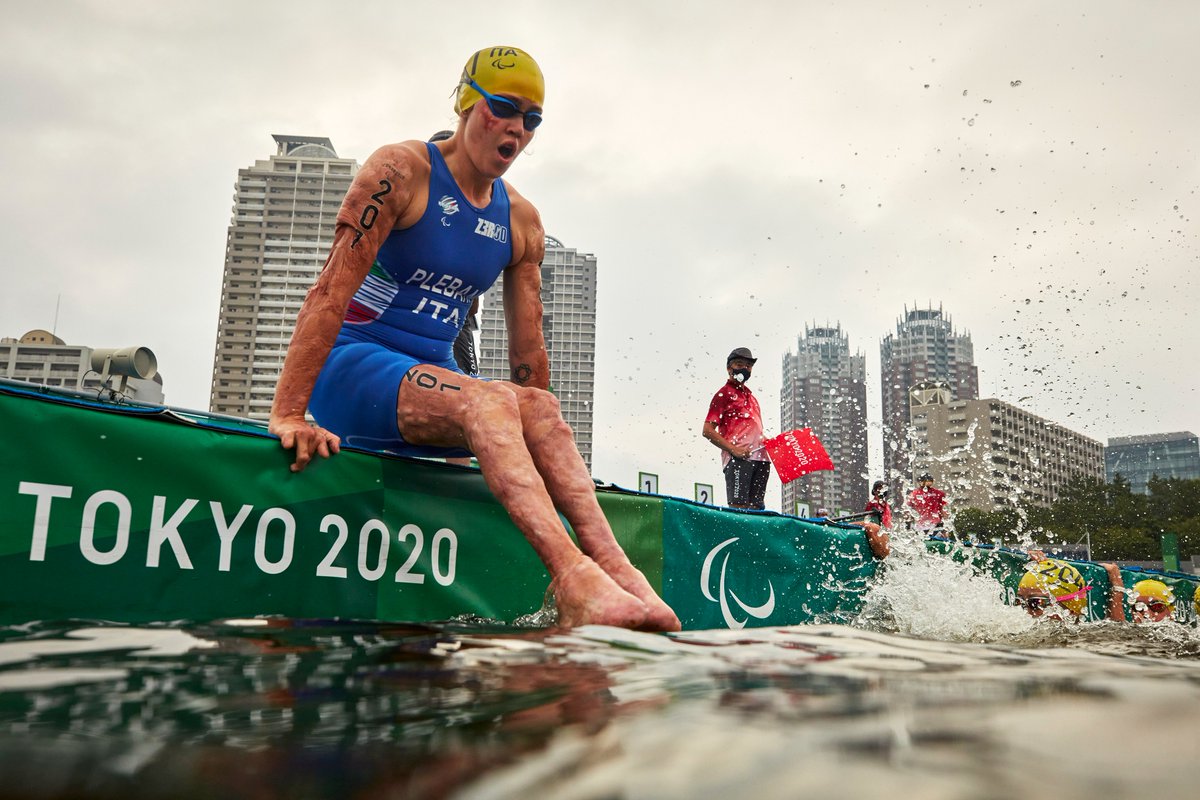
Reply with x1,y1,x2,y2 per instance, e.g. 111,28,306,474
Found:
732,369,751,384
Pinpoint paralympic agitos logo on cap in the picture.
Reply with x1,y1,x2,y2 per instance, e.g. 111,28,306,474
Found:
486,47,520,69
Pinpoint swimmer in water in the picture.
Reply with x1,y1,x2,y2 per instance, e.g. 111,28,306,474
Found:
1123,578,1177,623
1015,556,1124,621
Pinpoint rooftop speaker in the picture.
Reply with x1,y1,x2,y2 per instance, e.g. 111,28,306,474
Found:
91,347,158,392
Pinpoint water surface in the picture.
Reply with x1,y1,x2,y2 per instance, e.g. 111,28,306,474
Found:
1,544,1198,799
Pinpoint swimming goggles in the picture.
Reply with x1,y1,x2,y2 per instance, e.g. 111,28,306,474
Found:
1019,584,1091,611
1019,595,1053,612
1129,600,1170,616
467,78,543,131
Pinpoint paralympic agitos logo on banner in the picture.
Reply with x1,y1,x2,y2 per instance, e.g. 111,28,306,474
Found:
699,537,775,630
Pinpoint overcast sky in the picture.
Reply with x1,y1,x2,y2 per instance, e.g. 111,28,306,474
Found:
2,1,1196,509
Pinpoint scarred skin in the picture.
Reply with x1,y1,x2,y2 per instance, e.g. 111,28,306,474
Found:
268,92,679,632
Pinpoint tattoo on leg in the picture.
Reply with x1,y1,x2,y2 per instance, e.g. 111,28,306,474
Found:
512,364,533,385
403,366,462,392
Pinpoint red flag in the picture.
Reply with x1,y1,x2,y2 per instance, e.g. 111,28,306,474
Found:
762,428,834,484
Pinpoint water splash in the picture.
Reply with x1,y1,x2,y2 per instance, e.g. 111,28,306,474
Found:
855,530,1037,642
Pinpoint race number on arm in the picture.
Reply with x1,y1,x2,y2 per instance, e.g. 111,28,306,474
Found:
501,186,549,389
269,142,428,470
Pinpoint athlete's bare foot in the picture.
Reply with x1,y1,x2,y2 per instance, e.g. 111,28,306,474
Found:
592,554,682,632
550,557,650,630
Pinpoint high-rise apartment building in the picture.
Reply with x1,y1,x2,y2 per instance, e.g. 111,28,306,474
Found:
1,329,164,404
1105,432,1200,494
911,396,1104,511
880,304,979,490
477,236,597,470
780,325,868,515
210,135,358,419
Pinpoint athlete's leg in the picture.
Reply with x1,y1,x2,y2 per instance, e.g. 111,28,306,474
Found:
393,364,648,629
512,386,680,631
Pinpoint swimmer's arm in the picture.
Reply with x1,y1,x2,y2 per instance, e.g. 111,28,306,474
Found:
1102,562,1126,622
269,143,424,470
853,521,891,559
502,190,549,389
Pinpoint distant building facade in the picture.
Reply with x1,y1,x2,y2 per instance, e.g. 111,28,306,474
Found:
209,135,358,419
880,304,979,491
780,324,868,516
910,395,1104,511
1,329,164,404
1105,432,1200,494
477,236,597,470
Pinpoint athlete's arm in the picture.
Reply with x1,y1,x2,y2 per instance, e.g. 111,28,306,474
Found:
502,188,549,389
1102,562,1126,622
269,142,426,471
854,521,890,559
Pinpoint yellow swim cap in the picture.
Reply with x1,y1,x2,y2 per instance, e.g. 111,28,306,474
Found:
1131,579,1176,611
1019,559,1090,615
455,46,545,115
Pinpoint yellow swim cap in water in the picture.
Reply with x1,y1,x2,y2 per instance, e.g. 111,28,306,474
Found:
1131,579,1176,610
455,46,545,114
1019,559,1090,615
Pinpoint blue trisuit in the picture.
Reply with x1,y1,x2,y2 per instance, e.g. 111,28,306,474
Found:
309,143,512,456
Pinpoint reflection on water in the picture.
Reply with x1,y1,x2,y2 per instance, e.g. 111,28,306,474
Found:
1,545,1199,800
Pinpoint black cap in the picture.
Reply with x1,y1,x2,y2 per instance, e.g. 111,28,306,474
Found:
727,347,757,366
919,473,934,482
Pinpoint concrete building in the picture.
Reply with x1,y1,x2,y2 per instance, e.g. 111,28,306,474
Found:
910,395,1104,511
1,329,164,404
209,135,358,419
780,324,868,516
1105,432,1200,494
880,304,979,490
477,236,598,470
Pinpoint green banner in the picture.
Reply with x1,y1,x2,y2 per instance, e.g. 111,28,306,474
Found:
1,384,888,629
661,502,880,629
1,386,550,624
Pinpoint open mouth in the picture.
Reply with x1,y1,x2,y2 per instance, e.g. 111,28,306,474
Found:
498,143,516,159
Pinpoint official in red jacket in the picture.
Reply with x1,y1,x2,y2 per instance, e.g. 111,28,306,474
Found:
907,473,947,532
